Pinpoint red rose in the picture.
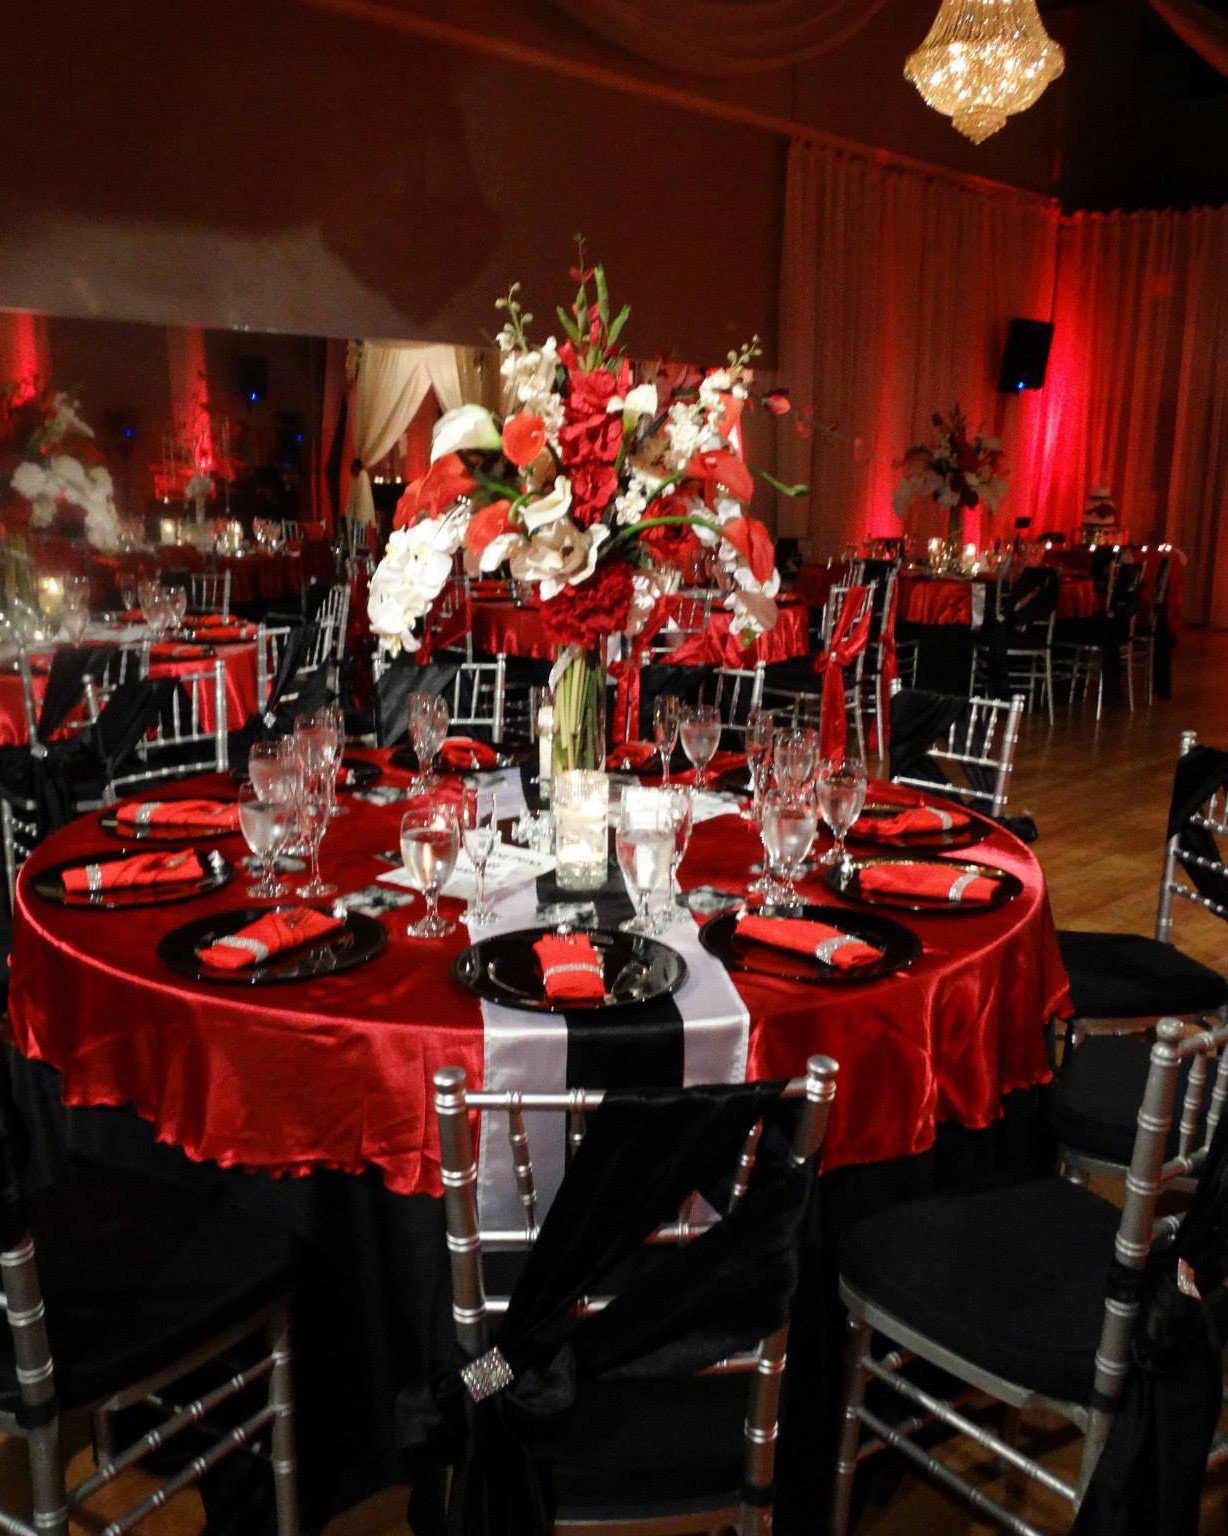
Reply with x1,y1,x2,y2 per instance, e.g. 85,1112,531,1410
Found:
568,463,619,527
639,517,701,568
542,560,634,649
501,413,546,469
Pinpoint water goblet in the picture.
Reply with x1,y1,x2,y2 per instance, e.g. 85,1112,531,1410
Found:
460,785,498,926
615,788,675,935
119,580,138,615
653,695,680,785
773,726,820,800
248,740,294,799
679,704,721,790
407,691,449,788
291,748,337,898
237,782,293,899
400,804,461,938
657,785,694,926
760,788,818,907
816,754,868,869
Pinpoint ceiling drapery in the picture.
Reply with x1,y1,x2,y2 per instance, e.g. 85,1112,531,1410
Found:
545,0,887,75
1149,0,1228,76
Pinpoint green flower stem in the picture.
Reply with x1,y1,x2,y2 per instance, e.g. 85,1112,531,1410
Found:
606,512,719,554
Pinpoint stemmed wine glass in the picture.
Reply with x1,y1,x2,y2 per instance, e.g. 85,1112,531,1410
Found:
292,735,337,898
298,706,347,816
119,580,138,616
744,707,775,822
400,803,461,938
615,788,675,935
679,704,721,791
460,785,497,926
656,785,694,927
167,586,188,633
816,754,868,870
760,788,818,908
237,782,294,899
773,727,820,801
248,740,294,800
653,695,680,785
407,692,449,789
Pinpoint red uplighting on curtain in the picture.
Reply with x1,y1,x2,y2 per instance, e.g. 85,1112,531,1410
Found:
165,327,215,497
0,311,50,399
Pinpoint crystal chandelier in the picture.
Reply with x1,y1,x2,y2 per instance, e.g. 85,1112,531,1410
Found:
904,0,1065,144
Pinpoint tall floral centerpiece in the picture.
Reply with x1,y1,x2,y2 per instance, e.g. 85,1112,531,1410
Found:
367,256,794,771
892,406,1007,559
0,385,121,553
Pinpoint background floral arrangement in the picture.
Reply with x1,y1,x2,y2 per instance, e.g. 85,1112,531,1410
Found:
0,383,120,551
892,405,1008,522
367,253,797,661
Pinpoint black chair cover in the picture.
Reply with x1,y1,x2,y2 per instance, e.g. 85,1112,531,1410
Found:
418,1081,817,1536
36,647,115,747
1165,744,1228,915
373,656,461,747
1072,1109,1228,1535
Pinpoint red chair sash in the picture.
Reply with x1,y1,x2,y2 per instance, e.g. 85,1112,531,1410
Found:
820,585,874,760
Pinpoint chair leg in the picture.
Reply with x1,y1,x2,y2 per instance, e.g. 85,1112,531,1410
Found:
829,1314,872,1536
28,1415,69,1536
268,1312,300,1536
1124,645,1135,713
1044,653,1055,725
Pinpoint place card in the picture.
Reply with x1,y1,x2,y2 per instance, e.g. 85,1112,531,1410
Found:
377,839,555,903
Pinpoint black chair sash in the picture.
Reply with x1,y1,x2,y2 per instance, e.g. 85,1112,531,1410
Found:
418,1081,816,1536
36,647,114,747
374,655,460,748
1072,1110,1228,1535
1165,744,1228,915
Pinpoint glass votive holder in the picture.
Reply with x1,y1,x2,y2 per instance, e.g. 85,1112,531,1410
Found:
553,770,609,891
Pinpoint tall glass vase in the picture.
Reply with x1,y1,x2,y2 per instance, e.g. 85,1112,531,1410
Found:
943,504,965,571
551,645,606,777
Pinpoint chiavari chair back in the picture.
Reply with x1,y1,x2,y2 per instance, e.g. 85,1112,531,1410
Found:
433,1055,837,1534
189,569,232,621
831,1017,1228,1536
99,660,229,797
647,587,713,659
1133,551,1173,706
281,518,301,542
973,566,1059,722
446,655,507,743
317,582,351,663
711,660,766,740
888,684,1024,818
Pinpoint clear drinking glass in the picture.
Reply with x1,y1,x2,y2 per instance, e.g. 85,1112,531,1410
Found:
744,707,775,821
167,586,188,631
119,581,138,614
400,804,461,938
679,704,721,790
615,789,675,935
298,706,347,816
653,695,681,785
657,785,694,926
292,748,337,898
761,788,818,906
773,727,820,800
237,782,293,899
248,740,294,800
407,691,449,787
460,785,498,926
816,755,869,869
61,597,89,644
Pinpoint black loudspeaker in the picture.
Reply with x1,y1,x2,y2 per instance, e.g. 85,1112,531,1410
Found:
997,319,1054,393
233,354,268,405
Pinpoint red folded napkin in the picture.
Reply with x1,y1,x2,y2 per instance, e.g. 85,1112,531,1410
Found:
197,906,344,971
149,643,205,662
61,849,205,894
858,862,999,905
189,622,250,642
439,738,499,770
533,932,606,1000
468,579,508,600
336,765,351,788
606,741,660,772
115,799,240,833
735,913,883,971
675,750,746,786
853,806,971,842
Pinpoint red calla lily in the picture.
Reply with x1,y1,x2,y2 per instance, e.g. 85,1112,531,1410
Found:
501,413,546,468
465,499,514,561
720,516,775,584
685,450,755,508
393,453,477,529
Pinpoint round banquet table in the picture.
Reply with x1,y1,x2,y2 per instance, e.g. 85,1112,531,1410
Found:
898,573,1099,627
468,595,810,669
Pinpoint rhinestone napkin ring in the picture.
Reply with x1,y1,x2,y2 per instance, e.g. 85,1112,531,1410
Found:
461,1346,515,1403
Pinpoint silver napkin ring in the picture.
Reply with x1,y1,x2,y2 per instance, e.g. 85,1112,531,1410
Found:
947,871,980,904
461,1346,515,1403
215,934,271,962
85,864,103,895
815,936,859,964
543,962,603,982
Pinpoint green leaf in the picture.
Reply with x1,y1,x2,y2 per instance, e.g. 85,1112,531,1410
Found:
607,305,631,348
594,265,609,328
555,305,581,345
754,468,808,498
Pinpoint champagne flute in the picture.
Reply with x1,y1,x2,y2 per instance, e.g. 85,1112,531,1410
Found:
407,692,449,788
292,746,336,898
744,707,775,821
460,785,498,926
773,727,820,801
167,586,188,632
119,580,138,615
238,782,293,899
761,788,817,907
816,754,869,869
659,785,694,926
653,695,680,785
616,789,675,935
679,704,721,790
401,804,461,938
61,597,89,645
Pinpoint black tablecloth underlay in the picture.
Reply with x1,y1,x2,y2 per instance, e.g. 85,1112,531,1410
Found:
7,1051,1052,1535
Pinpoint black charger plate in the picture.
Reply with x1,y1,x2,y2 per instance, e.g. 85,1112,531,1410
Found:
824,856,1022,915
453,926,687,1013
337,757,381,791
98,799,240,843
847,800,991,852
699,903,921,985
391,742,531,775
32,849,234,910
158,905,387,985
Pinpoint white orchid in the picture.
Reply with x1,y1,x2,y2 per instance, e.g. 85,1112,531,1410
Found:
728,587,780,639
626,569,664,637
520,476,573,533
368,510,468,652
430,404,502,463
11,461,47,500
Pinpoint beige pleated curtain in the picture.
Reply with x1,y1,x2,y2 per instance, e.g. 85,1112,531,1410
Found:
344,341,487,525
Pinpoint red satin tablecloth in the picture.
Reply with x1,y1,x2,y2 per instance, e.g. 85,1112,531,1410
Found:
899,575,1098,627
468,597,809,668
9,756,1068,1199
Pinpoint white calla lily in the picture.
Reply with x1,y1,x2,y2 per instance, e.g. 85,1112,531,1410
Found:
520,476,572,533
430,404,502,463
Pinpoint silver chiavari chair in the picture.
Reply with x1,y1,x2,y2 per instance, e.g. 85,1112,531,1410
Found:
280,518,301,543
190,568,232,620
647,588,713,660
888,683,1024,819
318,582,350,664
448,655,507,743
763,583,877,760
434,1055,838,1535
95,661,229,799
831,1017,1228,1536
712,660,766,739
1133,553,1173,707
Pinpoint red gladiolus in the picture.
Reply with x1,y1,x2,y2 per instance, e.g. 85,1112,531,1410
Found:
542,560,634,649
501,413,546,468
393,453,477,529
685,450,755,508
465,499,514,562
762,390,791,417
720,516,775,584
